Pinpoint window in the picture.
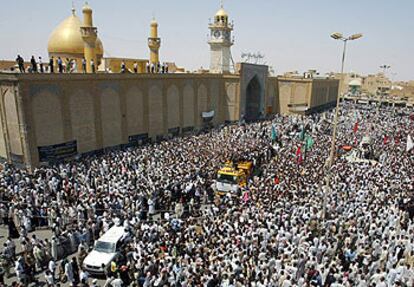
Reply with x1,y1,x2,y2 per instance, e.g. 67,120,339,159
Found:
217,174,238,184
94,241,116,253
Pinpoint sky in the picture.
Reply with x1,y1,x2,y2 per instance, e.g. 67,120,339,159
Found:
1,0,413,80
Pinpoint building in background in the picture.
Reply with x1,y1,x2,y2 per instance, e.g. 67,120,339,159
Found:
278,76,339,115
363,73,391,97
390,81,414,100
329,72,392,97
208,5,234,73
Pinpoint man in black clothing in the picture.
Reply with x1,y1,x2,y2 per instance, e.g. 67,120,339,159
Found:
49,57,54,73
207,273,220,287
30,56,37,73
91,59,95,73
121,61,126,73
16,55,25,73
82,58,87,73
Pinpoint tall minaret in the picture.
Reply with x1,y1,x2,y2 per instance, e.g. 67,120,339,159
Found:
148,18,161,67
81,2,98,73
208,3,234,73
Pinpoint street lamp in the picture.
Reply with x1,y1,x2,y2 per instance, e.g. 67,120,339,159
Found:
380,64,391,75
323,32,363,219
379,65,391,99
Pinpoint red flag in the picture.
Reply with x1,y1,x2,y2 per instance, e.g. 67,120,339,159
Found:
296,146,302,164
395,132,400,144
353,121,359,134
383,135,388,145
274,177,280,185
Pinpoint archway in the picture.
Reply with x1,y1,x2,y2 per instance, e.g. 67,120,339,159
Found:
245,76,262,121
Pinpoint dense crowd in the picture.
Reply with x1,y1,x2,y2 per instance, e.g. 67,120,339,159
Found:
0,102,413,287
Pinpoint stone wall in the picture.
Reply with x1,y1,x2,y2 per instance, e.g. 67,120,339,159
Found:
310,79,339,110
0,73,239,168
0,72,338,168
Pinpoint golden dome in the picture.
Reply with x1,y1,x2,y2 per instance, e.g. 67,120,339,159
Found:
48,10,104,57
216,7,228,17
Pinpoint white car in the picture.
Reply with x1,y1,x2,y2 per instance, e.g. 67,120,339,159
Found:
83,226,127,276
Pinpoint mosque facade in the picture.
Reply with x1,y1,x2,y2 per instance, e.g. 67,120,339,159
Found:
0,3,339,168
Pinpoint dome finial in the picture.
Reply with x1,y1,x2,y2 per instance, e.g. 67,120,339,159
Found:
220,0,224,8
151,13,158,26
82,1,92,13
71,1,76,15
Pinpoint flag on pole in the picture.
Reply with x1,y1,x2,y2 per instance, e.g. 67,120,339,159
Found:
383,135,388,145
305,135,315,151
395,132,401,145
407,135,414,152
296,146,303,164
353,121,359,134
271,125,277,141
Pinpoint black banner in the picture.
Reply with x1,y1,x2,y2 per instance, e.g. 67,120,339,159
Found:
182,127,194,133
38,140,77,163
168,127,180,136
128,133,150,145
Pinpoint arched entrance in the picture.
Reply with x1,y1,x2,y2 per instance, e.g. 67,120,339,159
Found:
245,76,262,121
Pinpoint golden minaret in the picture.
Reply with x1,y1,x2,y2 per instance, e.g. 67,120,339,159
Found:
148,18,161,67
80,2,98,73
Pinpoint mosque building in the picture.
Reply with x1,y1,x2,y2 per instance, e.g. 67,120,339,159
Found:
47,3,171,73
47,4,104,71
0,2,339,168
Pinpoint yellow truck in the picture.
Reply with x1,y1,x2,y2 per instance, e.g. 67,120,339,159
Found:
216,161,253,195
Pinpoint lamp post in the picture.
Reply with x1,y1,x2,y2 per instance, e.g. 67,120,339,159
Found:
380,64,391,75
379,65,391,99
323,32,363,219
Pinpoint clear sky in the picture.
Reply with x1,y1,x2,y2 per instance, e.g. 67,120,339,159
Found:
1,0,413,80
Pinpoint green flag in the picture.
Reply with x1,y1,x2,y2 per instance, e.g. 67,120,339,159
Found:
271,126,277,141
305,135,314,151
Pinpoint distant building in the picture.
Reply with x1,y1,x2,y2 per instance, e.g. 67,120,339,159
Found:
390,82,414,100
363,73,391,97
329,72,391,97
278,76,339,115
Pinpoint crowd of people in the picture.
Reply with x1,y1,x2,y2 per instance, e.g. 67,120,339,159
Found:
14,55,169,75
0,102,413,287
